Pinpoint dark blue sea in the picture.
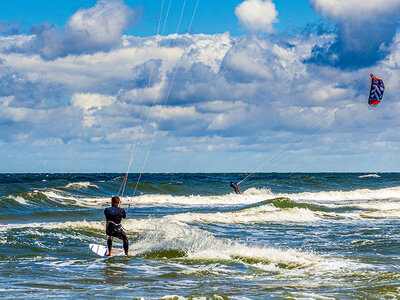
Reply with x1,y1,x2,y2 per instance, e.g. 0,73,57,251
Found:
0,173,399,299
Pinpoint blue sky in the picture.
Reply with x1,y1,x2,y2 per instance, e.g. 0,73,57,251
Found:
0,0,319,35
1,0,400,172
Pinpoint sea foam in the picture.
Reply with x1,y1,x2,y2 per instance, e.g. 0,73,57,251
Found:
168,206,320,224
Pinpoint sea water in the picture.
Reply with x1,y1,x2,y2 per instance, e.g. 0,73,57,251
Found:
0,173,399,299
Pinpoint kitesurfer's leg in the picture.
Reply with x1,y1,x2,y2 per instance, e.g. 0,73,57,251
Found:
116,230,129,255
120,231,129,255
107,236,113,255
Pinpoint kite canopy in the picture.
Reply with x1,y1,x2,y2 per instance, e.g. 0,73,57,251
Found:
368,74,385,107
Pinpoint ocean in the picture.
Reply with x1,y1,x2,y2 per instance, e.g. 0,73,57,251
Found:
0,173,399,299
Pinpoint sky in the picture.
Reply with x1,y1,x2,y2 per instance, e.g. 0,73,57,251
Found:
0,0,400,173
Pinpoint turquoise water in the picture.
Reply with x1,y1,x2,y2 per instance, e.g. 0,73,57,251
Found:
0,173,399,299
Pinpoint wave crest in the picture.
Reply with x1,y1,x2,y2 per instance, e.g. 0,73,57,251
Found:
65,182,99,189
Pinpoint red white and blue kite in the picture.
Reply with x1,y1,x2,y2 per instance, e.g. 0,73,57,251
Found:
368,74,385,107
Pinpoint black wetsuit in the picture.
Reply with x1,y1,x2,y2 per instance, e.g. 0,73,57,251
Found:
230,182,241,194
104,205,129,255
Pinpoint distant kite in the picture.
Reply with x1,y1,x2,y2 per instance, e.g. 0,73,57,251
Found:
368,74,385,107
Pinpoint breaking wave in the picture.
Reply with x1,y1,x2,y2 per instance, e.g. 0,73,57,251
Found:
65,182,99,189
41,218,357,272
359,174,380,178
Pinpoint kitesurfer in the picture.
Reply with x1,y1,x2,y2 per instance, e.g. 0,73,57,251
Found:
230,181,241,195
104,196,129,256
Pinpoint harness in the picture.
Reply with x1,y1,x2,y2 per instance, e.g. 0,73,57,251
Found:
106,220,122,233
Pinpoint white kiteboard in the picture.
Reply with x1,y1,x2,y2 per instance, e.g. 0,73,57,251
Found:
89,243,126,258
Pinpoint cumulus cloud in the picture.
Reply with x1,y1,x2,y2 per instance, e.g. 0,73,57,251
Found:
311,0,400,21
64,0,136,53
71,93,116,127
221,40,274,83
310,0,400,68
27,0,138,60
2,22,400,171
132,59,163,88
0,63,64,108
235,0,278,33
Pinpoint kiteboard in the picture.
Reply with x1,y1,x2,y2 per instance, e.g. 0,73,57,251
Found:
89,243,127,258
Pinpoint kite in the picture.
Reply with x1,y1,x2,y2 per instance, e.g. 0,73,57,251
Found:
368,74,385,107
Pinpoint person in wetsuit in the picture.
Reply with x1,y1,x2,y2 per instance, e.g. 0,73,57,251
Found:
104,196,129,256
230,181,241,195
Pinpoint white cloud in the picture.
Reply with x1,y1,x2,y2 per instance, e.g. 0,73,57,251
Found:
71,93,116,112
222,40,274,81
235,0,278,33
178,32,233,72
104,126,143,143
71,93,116,127
152,105,201,121
310,0,400,67
23,0,137,59
311,0,400,20
65,0,135,51
309,82,348,103
0,96,47,123
2,27,400,171
206,101,248,131
198,100,246,113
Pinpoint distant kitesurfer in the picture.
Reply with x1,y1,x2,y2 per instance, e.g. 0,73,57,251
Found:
104,196,129,256
230,181,241,195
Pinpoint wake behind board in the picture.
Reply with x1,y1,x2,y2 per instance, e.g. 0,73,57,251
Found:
89,243,126,258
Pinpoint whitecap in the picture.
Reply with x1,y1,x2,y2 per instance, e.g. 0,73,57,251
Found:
65,182,99,189
359,174,380,178
167,206,320,224
277,187,400,202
